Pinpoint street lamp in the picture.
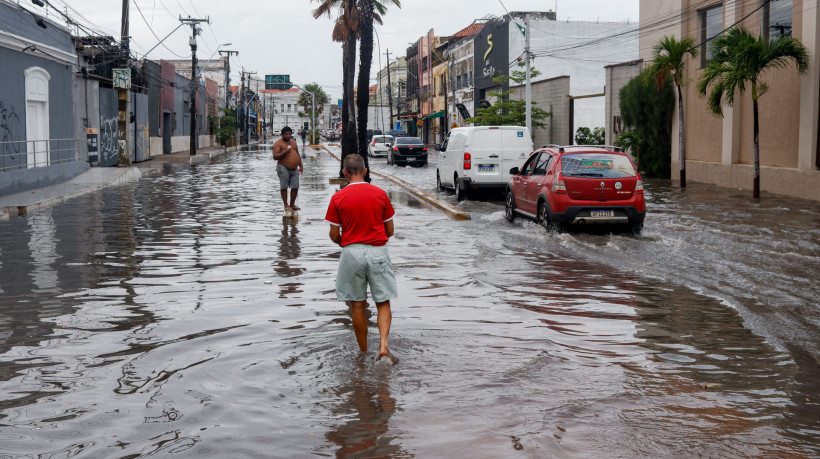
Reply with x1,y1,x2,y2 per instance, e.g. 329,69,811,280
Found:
289,82,316,145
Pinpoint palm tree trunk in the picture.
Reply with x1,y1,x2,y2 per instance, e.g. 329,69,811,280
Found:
752,82,760,199
340,35,358,176
677,83,686,187
356,0,374,182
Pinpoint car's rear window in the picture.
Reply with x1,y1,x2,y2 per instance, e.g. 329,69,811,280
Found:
397,137,423,144
561,153,637,178
373,136,391,142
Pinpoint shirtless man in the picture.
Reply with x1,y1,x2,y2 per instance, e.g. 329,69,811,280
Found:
272,126,304,210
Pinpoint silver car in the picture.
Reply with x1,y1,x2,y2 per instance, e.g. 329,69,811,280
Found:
368,135,393,158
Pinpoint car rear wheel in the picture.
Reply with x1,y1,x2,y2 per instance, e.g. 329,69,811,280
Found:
631,222,643,236
505,191,517,222
436,171,444,191
538,201,559,232
455,176,465,201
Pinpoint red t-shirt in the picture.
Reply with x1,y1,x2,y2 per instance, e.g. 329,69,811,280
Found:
325,182,395,247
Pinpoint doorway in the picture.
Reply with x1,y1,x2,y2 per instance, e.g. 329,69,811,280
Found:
163,111,171,155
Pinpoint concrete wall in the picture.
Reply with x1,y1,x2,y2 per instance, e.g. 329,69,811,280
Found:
510,75,571,147
72,76,100,164
174,74,187,137
605,60,643,146
0,161,89,196
639,0,682,62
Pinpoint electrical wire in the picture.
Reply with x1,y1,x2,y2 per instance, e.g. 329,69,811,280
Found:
133,0,189,58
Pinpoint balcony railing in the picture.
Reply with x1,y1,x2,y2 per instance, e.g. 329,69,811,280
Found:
0,138,83,173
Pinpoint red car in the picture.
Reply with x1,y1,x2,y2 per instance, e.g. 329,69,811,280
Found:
505,146,646,233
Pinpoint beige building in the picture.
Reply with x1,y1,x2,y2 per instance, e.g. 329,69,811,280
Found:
640,0,820,200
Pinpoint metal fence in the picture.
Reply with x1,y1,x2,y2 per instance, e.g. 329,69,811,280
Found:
0,138,83,173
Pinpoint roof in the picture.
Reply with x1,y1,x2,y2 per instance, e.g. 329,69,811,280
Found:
452,23,485,38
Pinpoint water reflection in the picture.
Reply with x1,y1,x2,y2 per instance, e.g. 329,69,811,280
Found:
275,221,305,299
325,360,402,458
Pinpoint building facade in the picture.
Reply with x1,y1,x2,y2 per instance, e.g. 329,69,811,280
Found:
0,0,86,196
640,0,820,200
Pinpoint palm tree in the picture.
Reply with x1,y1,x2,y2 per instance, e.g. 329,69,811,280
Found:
649,36,697,187
313,0,359,169
697,26,809,199
355,0,401,170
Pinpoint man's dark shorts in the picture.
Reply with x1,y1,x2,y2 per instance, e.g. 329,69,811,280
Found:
277,165,299,190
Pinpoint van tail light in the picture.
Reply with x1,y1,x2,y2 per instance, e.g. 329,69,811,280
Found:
464,152,472,170
552,170,567,194
635,179,644,193
372,139,376,145
423,147,427,152
393,147,399,151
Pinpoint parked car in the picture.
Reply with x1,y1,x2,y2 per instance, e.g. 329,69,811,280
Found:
436,126,532,200
387,129,407,138
388,136,427,166
505,146,646,233
366,129,383,143
368,135,393,158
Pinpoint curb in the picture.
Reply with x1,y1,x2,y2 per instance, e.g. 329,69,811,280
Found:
2,167,142,218
320,146,470,221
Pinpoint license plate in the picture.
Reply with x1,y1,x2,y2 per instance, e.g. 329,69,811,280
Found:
590,210,615,217
478,165,495,171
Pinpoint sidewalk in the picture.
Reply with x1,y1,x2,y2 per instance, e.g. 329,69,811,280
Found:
0,143,254,220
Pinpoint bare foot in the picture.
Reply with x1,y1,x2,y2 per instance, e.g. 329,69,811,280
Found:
291,205,301,211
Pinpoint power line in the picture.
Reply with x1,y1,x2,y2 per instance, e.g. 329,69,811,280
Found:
133,0,189,58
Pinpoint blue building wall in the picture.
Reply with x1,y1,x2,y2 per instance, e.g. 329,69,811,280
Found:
0,1,88,196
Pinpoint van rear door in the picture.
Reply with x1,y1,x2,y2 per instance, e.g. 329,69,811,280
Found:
500,127,533,184
466,128,503,185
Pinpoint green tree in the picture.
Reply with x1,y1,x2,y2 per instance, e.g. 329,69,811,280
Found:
614,130,643,164
619,67,675,177
575,127,605,145
466,71,550,129
697,26,810,198
297,83,330,141
649,36,698,188
211,108,237,146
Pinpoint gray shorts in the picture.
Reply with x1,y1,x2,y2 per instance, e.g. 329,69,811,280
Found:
336,244,397,303
277,164,299,190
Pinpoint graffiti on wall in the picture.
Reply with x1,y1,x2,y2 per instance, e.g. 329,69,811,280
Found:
100,117,118,164
0,101,22,161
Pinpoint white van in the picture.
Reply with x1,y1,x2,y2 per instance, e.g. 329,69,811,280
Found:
436,126,533,200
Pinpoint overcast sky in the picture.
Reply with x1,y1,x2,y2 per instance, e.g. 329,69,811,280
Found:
37,0,638,99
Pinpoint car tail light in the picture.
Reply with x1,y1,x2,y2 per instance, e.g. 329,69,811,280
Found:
464,152,471,170
423,147,427,151
635,179,644,193
393,147,399,151
552,170,567,194
372,139,376,145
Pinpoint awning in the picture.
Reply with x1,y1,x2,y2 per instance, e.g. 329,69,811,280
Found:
423,110,445,120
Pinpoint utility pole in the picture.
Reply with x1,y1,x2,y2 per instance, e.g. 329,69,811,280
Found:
385,49,394,129
524,13,532,134
218,50,238,109
116,0,132,167
180,15,210,155
240,69,245,143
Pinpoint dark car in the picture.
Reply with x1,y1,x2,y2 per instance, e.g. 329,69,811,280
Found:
387,129,407,138
366,129,383,142
506,146,646,234
388,136,427,167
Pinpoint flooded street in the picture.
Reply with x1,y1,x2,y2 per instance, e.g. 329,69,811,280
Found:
0,146,817,457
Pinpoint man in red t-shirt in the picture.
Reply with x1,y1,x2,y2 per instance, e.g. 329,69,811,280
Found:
325,154,396,359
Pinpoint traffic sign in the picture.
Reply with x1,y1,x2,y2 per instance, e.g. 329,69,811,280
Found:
265,74,291,90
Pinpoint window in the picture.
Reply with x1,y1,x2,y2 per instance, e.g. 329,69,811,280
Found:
763,0,792,40
287,104,291,112
700,5,723,67
534,154,551,176
457,75,462,89
281,103,284,112
522,152,540,176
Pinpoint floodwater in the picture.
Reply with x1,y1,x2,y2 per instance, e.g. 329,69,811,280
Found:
0,146,817,457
